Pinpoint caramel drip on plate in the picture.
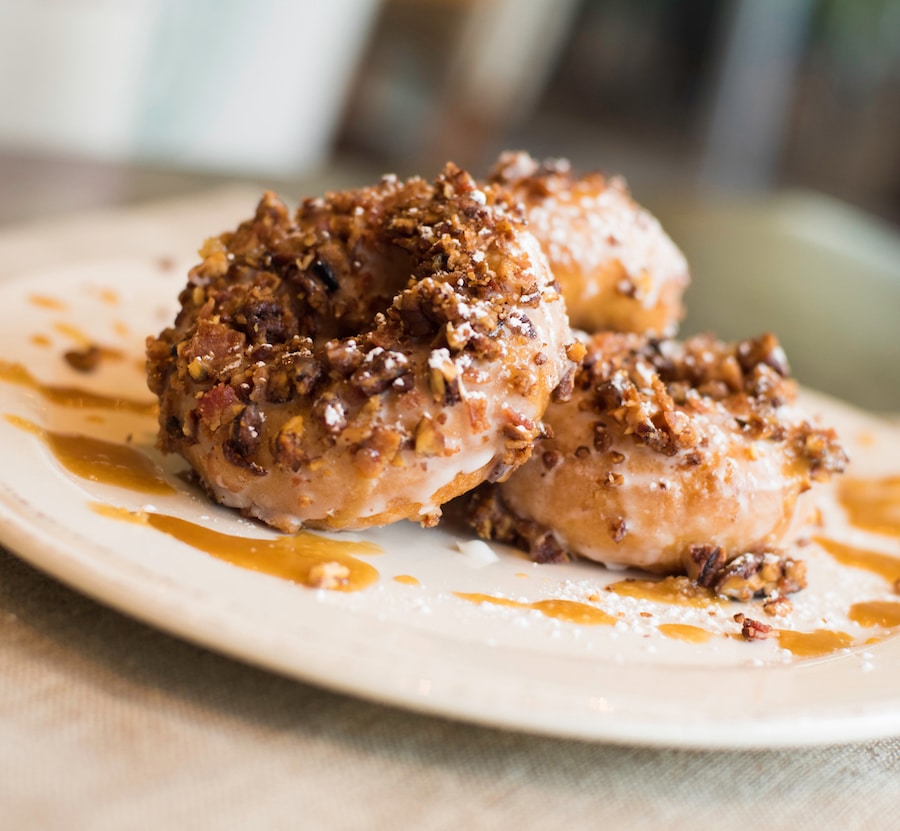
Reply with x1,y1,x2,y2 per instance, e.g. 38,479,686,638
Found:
838,476,900,538
848,600,900,628
91,504,380,591
606,576,722,608
28,294,67,310
91,504,146,524
775,629,854,659
393,574,420,586
98,289,119,305
814,536,900,584
454,593,615,626
657,623,715,643
53,321,92,346
0,360,156,415
30,334,52,347
855,431,876,448
6,414,174,495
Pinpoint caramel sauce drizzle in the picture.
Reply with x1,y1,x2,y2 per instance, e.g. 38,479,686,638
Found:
456,589,864,659
91,504,380,592
848,600,900,629
775,629,854,659
393,574,421,586
855,431,876,448
0,359,156,415
30,334,52,348
28,294,67,310
605,576,722,608
91,504,146,524
454,592,616,626
6,414,174,495
98,289,120,305
813,536,900,584
658,623,715,644
838,476,900,538
53,321,92,345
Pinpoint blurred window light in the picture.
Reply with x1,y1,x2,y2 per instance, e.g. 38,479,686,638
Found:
0,0,379,175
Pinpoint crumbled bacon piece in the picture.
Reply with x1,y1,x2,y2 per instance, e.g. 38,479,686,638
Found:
196,384,241,432
735,614,773,641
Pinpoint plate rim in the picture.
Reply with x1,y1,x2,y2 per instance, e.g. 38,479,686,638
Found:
3,480,900,751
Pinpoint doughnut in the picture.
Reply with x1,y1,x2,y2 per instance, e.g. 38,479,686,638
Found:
471,331,847,593
486,151,689,336
146,163,577,532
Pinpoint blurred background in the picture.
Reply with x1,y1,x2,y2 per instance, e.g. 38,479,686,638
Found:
0,0,898,405
2,0,899,220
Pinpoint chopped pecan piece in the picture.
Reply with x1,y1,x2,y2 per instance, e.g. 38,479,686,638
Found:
64,344,102,373
608,517,627,543
350,348,410,396
686,544,726,589
687,547,807,601
762,593,793,617
274,415,308,470
427,348,462,405
222,440,267,475
231,404,264,457
468,487,570,564
414,414,446,457
324,338,364,375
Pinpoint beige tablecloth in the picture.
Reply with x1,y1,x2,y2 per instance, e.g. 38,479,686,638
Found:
1,187,899,831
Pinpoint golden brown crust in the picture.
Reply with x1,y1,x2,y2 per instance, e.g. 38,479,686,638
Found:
147,164,574,531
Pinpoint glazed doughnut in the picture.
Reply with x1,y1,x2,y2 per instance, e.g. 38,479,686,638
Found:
146,164,577,532
471,331,847,589
486,151,689,336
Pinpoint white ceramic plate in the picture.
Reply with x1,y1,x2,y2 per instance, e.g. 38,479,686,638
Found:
1,257,900,749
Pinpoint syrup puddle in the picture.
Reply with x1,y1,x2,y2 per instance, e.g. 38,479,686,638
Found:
6,414,173,495
606,576,722,608
658,623,716,644
28,294,67,310
775,629,855,659
454,592,616,626
814,537,900,584
848,600,900,628
91,504,380,592
838,476,900,538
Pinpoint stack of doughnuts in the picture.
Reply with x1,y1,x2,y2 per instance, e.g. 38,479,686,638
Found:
147,151,845,591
